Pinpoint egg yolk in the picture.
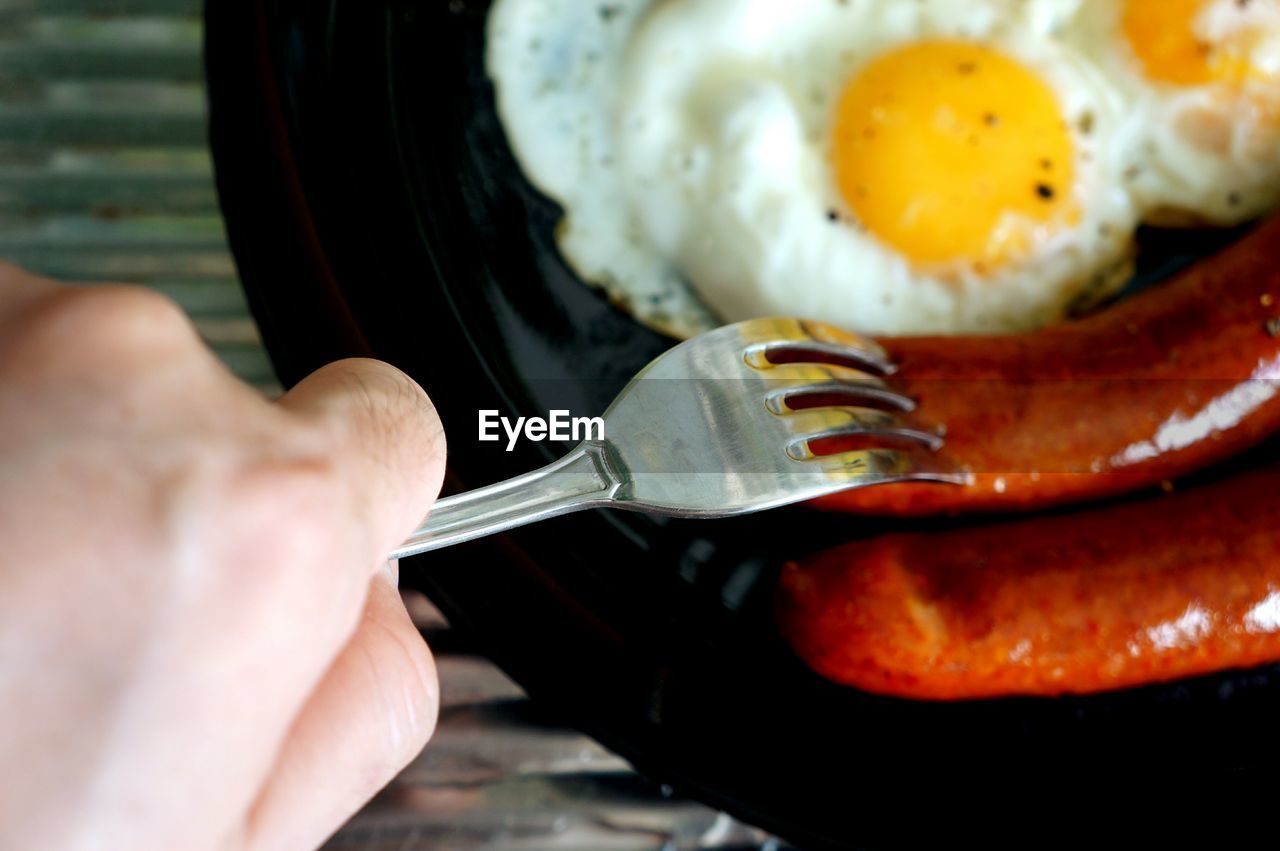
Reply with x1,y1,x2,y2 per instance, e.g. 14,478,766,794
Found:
1122,0,1279,86
832,41,1078,270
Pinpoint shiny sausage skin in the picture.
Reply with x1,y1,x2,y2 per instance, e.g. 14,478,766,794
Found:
818,215,1280,516
777,460,1280,700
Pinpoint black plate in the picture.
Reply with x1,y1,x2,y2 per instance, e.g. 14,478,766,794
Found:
207,2,1280,846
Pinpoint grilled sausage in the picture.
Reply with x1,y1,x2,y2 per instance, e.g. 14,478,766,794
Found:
778,459,1280,699
818,216,1280,516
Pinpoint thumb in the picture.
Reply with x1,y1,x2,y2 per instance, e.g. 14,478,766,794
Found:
276,358,447,564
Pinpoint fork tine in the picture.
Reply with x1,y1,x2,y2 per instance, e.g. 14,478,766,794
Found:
796,318,886,353
735,317,889,364
777,406,901,433
733,316,885,347
787,428,943,461
811,447,972,485
778,407,943,456
764,380,916,414
744,339,895,376
752,360,889,384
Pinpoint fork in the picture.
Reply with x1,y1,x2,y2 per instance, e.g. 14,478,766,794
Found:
391,317,965,558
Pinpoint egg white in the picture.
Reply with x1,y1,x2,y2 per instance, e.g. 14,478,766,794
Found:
486,0,715,338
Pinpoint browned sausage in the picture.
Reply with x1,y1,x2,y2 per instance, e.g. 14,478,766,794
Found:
817,215,1280,516
778,459,1280,700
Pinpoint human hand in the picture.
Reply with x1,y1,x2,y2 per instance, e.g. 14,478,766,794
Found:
0,263,447,850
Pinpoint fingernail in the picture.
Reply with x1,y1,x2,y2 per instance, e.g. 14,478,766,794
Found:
379,558,400,586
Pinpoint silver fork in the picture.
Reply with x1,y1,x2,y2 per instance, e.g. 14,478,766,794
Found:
391,317,965,558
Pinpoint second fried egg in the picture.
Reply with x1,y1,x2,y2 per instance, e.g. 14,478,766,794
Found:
1073,0,1280,225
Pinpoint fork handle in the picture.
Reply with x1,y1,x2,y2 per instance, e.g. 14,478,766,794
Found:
390,442,620,559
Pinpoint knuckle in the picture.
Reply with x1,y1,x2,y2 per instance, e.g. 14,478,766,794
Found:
157,438,362,642
5,285,196,370
175,448,350,598
222,453,349,566
78,285,194,346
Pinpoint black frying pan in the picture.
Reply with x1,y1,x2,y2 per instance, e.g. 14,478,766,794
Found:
206,2,1280,846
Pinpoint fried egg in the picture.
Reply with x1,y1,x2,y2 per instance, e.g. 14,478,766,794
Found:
614,0,1138,335
490,0,1280,338
1072,0,1280,224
